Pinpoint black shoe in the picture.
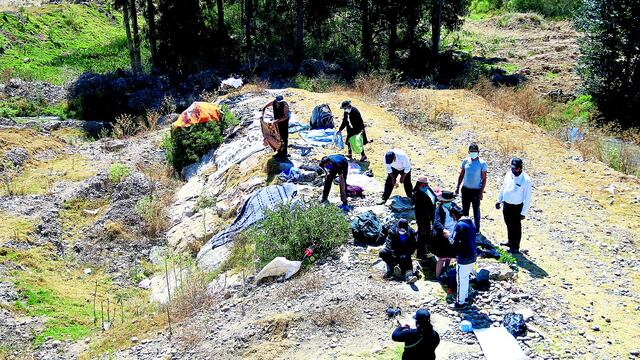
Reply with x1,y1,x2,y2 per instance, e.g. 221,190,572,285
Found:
500,242,510,247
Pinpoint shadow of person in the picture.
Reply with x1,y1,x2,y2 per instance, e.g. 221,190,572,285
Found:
513,252,549,279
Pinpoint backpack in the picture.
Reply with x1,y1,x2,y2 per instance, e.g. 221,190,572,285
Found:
310,104,335,129
503,313,527,338
351,210,382,244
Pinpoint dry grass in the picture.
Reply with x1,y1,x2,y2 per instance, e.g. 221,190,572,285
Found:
472,79,551,124
0,128,64,154
309,305,356,328
168,269,217,323
274,273,326,299
0,212,35,245
135,193,173,238
389,90,455,131
113,114,140,139
353,73,399,100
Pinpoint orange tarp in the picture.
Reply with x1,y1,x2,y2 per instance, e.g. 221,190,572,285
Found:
172,102,221,129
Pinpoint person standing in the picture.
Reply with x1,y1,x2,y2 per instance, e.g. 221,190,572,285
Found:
496,157,532,254
261,95,290,159
392,309,440,360
431,191,459,278
448,206,477,309
413,177,437,260
455,143,487,235
337,100,368,162
319,155,349,209
379,219,418,284
378,149,413,205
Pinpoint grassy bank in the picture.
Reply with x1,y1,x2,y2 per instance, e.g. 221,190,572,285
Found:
0,4,131,85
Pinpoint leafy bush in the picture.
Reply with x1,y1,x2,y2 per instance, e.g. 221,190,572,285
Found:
161,106,237,171
506,0,580,18
108,164,130,183
134,195,170,238
251,203,350,267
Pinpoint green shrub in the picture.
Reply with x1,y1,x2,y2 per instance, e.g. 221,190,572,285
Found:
505,0,580,18
470,0,504,17
108,164,130,183
292,74,339,93
251,203,350,267
161,107,237,171
497,247,516,265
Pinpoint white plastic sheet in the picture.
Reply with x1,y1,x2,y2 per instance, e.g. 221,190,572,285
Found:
474,326,528,360
255,257,302,282
222,77,243,89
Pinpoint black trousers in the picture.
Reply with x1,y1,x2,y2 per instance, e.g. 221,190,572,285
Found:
276,121,289,157
416,226,431,259
503,202,524,251
461,187,482,233
383,169,413,200
379,248,413,273
322,172,347,205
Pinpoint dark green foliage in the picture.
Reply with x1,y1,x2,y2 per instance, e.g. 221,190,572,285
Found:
577,0,640,128
506,0,580,18
161,107,237,171
251,203,350,267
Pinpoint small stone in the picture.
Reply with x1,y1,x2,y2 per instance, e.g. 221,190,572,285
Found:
84,268,92,275
592,325,600,332
131,337,138,343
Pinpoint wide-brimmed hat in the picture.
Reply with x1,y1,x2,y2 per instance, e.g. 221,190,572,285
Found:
437,191,456,202
275,95,285,103
340,100,352,109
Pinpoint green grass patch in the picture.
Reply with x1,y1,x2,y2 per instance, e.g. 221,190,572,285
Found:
0,97,70,119
544,71,557,81
108,163,130,183
0,4,141,85
497,247,516,265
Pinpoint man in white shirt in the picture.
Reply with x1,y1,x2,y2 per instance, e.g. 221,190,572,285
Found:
378,149,413,205
496,158,532,253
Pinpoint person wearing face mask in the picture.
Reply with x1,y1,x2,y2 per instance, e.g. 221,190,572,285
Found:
455,143,487,235
319,154,349,209
337,100,368,162
431,191,459,279
378,149,414,205
413,177,437,260
379,218,418,284
496,157,532,254
448,206,477,310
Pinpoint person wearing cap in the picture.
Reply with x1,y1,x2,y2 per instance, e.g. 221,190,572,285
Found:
413,177,437,260
379,218,418,284
319,155,349,209
496,157,532,253
337,100,368,162
431,191,459,278
378,149,413,205
455,143,487,234
392,308,440,360
261,95,290,159
448,206,477,309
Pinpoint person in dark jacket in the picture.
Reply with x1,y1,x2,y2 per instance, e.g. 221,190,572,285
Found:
261,95,290,159
337,100,368,162
379,219,418,284
319,155,349,209
449,206,477,309
392,308,440,360
431,191,459,279
414,177,437,260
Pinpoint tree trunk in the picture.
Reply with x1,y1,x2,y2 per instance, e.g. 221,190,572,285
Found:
388,10,397,69
245,0,253,62
146,0,158,68
216,0,224,34
361,0,372,64
130,0,142,72
122,1,136,71
406,0,418,66
295,0,304,62
431,0,442,64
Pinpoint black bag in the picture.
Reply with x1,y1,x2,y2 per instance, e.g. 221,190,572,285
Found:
471,269,491,291
351,211,382,244
310,104,334,129
503,313,527,337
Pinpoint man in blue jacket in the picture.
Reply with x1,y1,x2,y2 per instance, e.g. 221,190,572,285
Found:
449,206,477,309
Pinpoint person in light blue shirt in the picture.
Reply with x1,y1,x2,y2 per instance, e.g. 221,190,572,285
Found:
455,143,487,234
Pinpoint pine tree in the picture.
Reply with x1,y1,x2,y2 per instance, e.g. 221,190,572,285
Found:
578,0,640,128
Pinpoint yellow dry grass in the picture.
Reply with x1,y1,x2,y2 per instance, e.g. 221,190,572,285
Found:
0,128,64,155
0,212,35,245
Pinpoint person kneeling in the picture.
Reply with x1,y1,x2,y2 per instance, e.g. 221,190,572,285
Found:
379,219,418,284
392,308,440,360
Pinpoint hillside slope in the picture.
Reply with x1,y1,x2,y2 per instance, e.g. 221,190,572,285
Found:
113,87,639,359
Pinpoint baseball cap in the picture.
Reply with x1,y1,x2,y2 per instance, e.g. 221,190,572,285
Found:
511,157,523,169
413,308,431,323
385,151,395,164
275,95,285,103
